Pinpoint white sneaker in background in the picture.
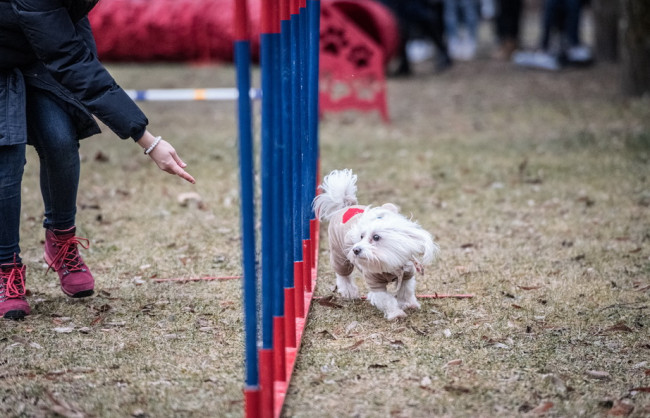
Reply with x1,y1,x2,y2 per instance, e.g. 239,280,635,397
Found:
463,37,477,61
512,50,561,71
566,44,593,64
480,0,496,19
448,37,463,61
449,36,477,61
406,39,435,64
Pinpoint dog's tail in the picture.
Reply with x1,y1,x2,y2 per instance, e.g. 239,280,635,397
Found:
312,169,358,221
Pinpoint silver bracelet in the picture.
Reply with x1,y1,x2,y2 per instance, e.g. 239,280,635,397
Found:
144,136,162,155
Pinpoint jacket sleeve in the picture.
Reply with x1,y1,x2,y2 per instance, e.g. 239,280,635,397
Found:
12,0,147,140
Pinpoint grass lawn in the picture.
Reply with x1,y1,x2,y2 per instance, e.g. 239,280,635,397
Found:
1,51,649,417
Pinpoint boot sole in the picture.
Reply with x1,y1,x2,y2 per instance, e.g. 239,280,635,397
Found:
3,310,26,320
44,255,95,299
63,288,95,299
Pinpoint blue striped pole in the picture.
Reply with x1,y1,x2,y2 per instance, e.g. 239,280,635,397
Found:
234,0,259,416
307,0,321,280
280,0,297,351
290,0,305,318
307,0,320,202
259,0,277,415
269,0,287,387
299,0,313,292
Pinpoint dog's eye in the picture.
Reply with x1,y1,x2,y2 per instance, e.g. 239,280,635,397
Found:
360,234,364,239
372,234,381,242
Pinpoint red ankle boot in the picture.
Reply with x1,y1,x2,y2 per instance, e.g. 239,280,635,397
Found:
44,227,95,298
0,261,30,319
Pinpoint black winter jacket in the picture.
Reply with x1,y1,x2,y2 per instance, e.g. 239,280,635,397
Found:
0,0,148,146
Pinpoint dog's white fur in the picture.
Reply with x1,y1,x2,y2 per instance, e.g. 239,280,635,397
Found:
313,169,439,320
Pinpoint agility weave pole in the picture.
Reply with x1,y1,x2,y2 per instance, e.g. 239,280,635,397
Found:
235,1,320,417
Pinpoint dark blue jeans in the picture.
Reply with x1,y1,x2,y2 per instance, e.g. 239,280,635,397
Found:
541,0,582,50
0,89,80,264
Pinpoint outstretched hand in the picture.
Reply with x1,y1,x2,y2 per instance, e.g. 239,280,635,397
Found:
148,139,196,184
139,131,195,184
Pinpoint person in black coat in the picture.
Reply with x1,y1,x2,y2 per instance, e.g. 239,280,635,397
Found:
0,0,195,319
378,0,452,75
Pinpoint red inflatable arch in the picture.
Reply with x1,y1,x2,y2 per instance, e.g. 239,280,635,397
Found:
88,0,262,62
324,0,399,65
89,0,398,65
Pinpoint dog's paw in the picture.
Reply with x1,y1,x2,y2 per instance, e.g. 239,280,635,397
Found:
398,298,421,310
385,309,407,321
336,275,361,299
338,284,360,299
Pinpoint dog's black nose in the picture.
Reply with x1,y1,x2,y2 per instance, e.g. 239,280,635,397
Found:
353,248,361,255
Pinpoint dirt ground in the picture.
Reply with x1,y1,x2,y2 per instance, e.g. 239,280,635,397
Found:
1,12,650,418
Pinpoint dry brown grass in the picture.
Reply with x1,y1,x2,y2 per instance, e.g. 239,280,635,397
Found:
2,54,649,417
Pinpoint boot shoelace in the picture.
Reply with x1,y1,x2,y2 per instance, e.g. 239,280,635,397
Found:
0,265,26,299
48,235,90,273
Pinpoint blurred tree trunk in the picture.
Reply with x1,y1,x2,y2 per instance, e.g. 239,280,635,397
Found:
592,0,619,61
620,0,650,96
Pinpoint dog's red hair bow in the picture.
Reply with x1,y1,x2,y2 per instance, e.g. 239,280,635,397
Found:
342,207,365,224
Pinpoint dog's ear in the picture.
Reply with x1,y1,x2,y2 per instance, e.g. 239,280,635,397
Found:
407,228,439,265
381,203,399,213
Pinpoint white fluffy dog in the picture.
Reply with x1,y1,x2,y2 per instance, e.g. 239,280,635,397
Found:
313,169,439,320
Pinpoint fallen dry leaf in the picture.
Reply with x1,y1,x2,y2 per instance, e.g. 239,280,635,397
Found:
544,374,568,395
94,151,110,162
345,321,359,335
53,327,74,333
530,401,554,415
90,316,104,326
517,285,542,290
586,370,611,380
11,336,29,345
599,322,634,334
410,325,428,335
177,192,206,210
96,304,112,313
317,330,337,340
46,391,88,418
345,340,365,351
317,295,343,309
445,359,463,367
630,387,650,393
608,400,634,416
443,385,471,394
635,284,650,292
368,364,387,369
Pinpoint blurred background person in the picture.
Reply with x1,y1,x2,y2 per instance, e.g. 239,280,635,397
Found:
513,0,593,70
493,0,523,60
380,0,452,76
444,0,480,60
